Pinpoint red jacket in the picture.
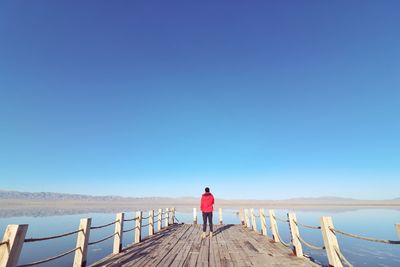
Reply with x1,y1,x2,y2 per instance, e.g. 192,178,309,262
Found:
200,192,214,212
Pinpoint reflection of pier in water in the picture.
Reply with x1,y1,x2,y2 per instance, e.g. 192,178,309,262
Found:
1,208,400,267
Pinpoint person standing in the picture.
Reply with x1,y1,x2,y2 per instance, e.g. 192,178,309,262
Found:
200,187,214,238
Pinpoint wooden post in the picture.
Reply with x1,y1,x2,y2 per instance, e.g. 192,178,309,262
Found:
269,210,280,242
219,208,223,225
149,210,154,236
259,208,267,236
396,224,400,239
113,213,124,254
158,209,162,231
73,218,91,267
135,211,142,244
171,208,175,224
250,208,257,232
320,216,343,267
193,208,197,225
0,224,28,267
239,208,245,225
288,212,303,257
165,208,169,227
244,209,250,228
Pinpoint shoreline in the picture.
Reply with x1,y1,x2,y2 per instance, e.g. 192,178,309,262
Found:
1,199,399,218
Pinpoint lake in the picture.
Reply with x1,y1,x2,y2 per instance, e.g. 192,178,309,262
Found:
1,208,399,266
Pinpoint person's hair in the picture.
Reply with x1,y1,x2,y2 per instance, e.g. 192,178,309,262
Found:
205,187,210,193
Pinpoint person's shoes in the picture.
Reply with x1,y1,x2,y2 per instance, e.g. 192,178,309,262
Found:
209,232,213,238
201,232,206,239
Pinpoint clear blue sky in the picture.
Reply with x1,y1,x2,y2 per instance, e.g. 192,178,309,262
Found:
0,1,399,199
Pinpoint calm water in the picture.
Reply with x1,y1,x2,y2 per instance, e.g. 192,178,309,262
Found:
1,208,399,266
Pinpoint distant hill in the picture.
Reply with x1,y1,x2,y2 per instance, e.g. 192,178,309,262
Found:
0,189,399,202
0,190,172,201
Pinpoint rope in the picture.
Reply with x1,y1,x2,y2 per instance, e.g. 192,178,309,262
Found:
330,227,400,244
334,247,354,267
123,216,139,222
272,227,291,247
294,221,321,230
141,223,151,227
174,216,180,223
90,220,118,230
24,229,82,243
123,226,138,233
0,240,8,246
17,247,78,267
142,215,151,219
297,235,325,250
88,233,116,246
273,215,289,223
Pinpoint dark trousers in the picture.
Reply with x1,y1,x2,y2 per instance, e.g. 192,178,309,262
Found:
202,212,213,232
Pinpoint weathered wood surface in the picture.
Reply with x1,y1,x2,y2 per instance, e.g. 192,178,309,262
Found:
91,224,319,267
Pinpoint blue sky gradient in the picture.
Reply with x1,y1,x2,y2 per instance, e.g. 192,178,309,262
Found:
1,1,399,199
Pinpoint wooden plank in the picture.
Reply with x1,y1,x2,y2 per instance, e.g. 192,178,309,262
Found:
157,225,197,266
239,208,244,225
288,212,303,257
215,225,234,267
183,225,202,267
170,226,199,267
166,208,170,227
148,210,154,236
90,224,319,267
113,213,124,254
269,209,280,243
193,208,198,225
209,225,222,267
321,216,343,267
142,225,192,266
134,211,142,244
250,209,257,232
0,224,28,267
131,224,190,267
259,208,267,236
396,223,400,239
73,218,91,267
158,208,162,232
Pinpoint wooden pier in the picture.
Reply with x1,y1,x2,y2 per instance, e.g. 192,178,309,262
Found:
1,207,400,267
91,224,318,267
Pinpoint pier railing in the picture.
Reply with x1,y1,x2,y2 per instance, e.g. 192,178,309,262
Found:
0,208,176,267
228,208,400,267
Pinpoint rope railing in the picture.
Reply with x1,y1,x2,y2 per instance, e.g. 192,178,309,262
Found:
273,228,292,247
1,207,177,267
122,226,138,233
329,227,400,244
294,221,321,230
174,216,180,223
297,234,325,250
24,229,82,243
334,247,354,267
90,220,119,230
17,247,79,267
123,216,139,222
88,233,117,246
273,215,289,223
